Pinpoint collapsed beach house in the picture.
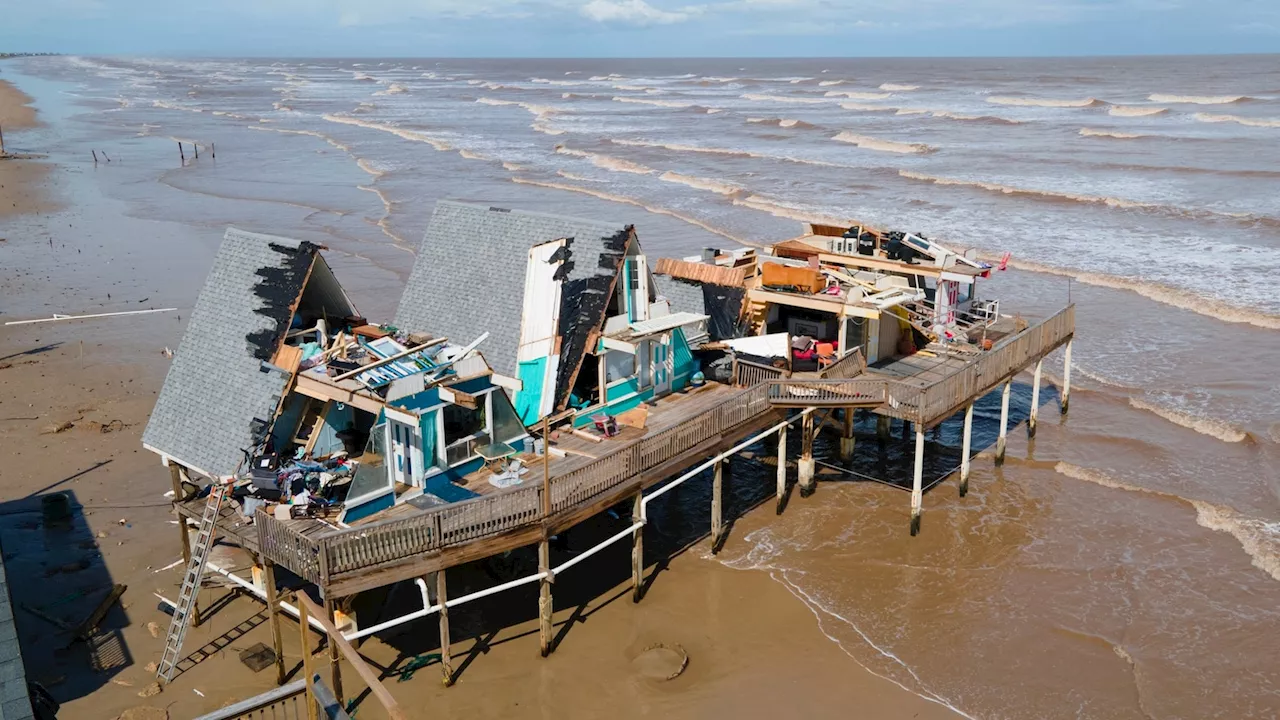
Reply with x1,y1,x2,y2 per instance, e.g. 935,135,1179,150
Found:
142,205,1074,714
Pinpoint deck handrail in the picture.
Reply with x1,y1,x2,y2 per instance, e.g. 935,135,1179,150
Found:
192,678,308,720
732,358,786,387
256,306,1073,585
818,348,867,379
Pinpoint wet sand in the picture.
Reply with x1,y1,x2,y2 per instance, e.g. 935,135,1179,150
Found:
0,79,54,217
0,70,958,720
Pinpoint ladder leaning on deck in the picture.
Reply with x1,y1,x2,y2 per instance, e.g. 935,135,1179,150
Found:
156,480,231,683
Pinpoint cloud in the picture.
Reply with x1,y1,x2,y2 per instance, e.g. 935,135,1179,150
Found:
580,0,698,24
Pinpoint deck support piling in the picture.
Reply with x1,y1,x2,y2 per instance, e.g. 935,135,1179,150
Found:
910,427,924,536
631,493,644,602
900,418,910,443
168,463,200,627
1061,339,1073,414
876,415,890,445
324,598,343,707
296,595,318,720
437,571,453,686
264,561,285,686
775,424,788,513
538,539,553,657
1029,359,1043,438
840,408,855,459
711,460,724,551
996,380,1011,466
959,404,973,497
798,412,815,497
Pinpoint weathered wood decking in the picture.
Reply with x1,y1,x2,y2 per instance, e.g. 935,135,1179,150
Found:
198,305,1073,598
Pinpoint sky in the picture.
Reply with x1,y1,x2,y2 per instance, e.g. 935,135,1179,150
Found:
1,0,1278,56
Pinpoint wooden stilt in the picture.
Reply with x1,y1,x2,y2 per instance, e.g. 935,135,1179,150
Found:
324,598,343,707
91,150,98,164
437,571,452,686
840,408,855,459
538,539,552,657
631,493,644,602
211,143,216,159
193,143,198,159
900,418,910,443
711,460,723,551
996,380,1011,466
910,427,924,536
1061,339,1073,414
264,561,286,686
178,141,184,162
168,463,200,627
297,595,318,720
775,424,787,514
799,413,815,497
1029,359,1042,438
876,414,890,444
959,404,973,497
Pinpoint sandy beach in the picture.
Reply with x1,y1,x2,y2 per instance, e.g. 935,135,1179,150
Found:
0,67,960,720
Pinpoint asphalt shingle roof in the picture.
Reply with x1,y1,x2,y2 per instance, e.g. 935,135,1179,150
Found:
0,547,33,720
142,228,318,478
395,201,631,406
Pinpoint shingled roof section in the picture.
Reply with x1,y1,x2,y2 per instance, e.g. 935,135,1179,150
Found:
0,546,34,720
396,201,632,408
142,228,318,478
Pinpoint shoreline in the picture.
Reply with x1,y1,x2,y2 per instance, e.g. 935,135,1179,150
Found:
0,64,962,720
0,77,54,218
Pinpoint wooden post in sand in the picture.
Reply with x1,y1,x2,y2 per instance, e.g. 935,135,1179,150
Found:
711,459,724,551
264,561,286,686
1028,359,1043,438
910,427,924,536
775,423,788,514
0,123,5,154
296,596,318,720
211,143,216,159
538,538,553,657
167,463,201,627
631,492,644,602
437,570,453,686
1061,339,1073,414
178,141,185,162
91,150,98,164
959,404,974,497
798,412,815,497
840,408,855,459
996,380,1011,466
193,143,198,159
323,598,343,706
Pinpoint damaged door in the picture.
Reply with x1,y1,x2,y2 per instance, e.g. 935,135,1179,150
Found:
653,333,672,396
386,406,425,487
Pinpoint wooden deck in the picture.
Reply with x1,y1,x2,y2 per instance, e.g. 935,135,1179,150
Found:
210,305,1072,597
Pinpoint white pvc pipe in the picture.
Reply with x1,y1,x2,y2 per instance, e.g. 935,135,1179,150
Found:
201,560,328,633
641,408,812,519
5,307,178,325
551,523,642,575
445,571,547,609
346,578,438,641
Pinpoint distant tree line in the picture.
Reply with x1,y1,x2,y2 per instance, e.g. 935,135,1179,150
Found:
0,53,61,59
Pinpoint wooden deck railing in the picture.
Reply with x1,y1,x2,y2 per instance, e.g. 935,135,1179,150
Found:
256,306,1072,585
913,305,1075,425
819,348,867,379
732,358,786,387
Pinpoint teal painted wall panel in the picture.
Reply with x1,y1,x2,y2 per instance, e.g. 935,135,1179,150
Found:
515,358,546,424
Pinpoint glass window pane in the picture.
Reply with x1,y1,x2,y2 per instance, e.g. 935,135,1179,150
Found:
346,422,389,500
491,390,527,444
605,351,635,383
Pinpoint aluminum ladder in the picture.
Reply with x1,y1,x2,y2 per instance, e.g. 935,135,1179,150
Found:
156,481,230,683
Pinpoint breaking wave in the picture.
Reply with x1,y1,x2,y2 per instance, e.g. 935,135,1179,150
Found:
987,96,1103,108
747,117,819,129
1127,397,1250,443
1194,113,1280,129
998,256,1280,330
1108,105,1167,117
839,102,899,112
900,169,1150,208
555,170,603,182
834,132,933,154
247,125,352,153
658,171,743,196
372,83,408,96
555,146,653,175
1080,128,1146,139
611,138,853,169
475,97,558,118
509,177,746,243
457,148,489,161
880,83,919,91
733,194,844,225
825,90,893,100
1055,463,1279,583
818,80,844,87
742,93,828,104
320,114,453,151
1148,94,1251,105
612,96,695,109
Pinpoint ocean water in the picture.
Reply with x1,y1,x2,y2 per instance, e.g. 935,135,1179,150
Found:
7,55,1280,718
